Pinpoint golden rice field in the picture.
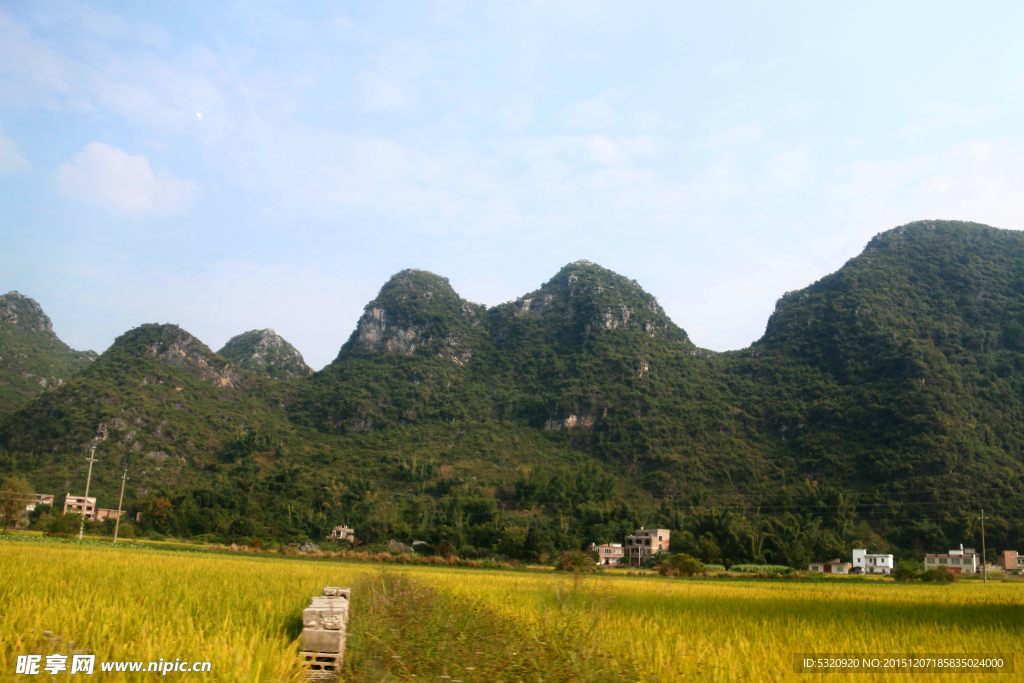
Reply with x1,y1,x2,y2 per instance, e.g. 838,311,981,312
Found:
2,539,1021,682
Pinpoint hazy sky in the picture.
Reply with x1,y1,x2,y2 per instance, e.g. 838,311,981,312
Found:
2,1,1023,369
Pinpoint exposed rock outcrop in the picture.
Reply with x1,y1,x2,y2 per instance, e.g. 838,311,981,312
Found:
218,328,313,379
337,269,487,364
1,291,55,335
112,324,247,388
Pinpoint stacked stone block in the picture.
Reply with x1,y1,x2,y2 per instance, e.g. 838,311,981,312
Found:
301,587,350,680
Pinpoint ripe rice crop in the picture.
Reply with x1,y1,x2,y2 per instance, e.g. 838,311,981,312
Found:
413,569,1023,681
1,541,370,682
3,540,1021,682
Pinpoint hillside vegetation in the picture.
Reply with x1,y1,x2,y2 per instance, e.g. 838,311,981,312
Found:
0,291,97,414
2,221,1023,565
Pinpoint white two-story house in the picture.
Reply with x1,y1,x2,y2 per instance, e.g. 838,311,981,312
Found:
852,548,894,574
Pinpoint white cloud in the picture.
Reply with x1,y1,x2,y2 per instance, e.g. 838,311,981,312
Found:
0,128,29,173
903,100,998,138
707,123,761,149
762,146,815,190
495,101,535,130
356,77,412,109
553,93,620,130
55,142,196,215
772,102,815,123
354,40,429,110
710,59,743,78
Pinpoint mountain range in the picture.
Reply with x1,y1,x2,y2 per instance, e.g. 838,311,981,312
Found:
2,220,1022,563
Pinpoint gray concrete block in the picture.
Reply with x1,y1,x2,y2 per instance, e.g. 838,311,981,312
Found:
302,630,346,653
321,587,351,600
301,587,351,678
302,605,348,631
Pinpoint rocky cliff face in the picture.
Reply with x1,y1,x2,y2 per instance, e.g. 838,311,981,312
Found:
1,291,56,334
218,329,313,379
338,269,487,365
111,324,247,388
0,291,97,414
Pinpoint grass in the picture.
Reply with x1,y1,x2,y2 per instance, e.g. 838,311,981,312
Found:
340,573,636,682
3,539,1021,682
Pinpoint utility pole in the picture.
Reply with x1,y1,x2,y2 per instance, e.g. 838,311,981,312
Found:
113,462,128,544
78,446,97,541
980,509,987,584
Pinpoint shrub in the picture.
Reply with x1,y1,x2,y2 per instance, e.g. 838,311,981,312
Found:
729,564,793,574
644,550,670,569
43,511,81,538
556,551,597,573
920,566,957,583
658,553,705,577
893,560,920,582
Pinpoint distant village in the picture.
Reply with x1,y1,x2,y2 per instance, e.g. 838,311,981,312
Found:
17,491,1024,575
587,528,1024,574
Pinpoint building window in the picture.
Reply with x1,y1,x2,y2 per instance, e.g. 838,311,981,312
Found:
952,559,960,565
926,558,935,564
939,559,946,564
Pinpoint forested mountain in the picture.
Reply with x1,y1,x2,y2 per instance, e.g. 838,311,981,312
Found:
2,221,1023,565
0,291,97,414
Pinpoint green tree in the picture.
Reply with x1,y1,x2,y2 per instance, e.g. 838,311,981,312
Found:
44,511,81,537
0,475,31,533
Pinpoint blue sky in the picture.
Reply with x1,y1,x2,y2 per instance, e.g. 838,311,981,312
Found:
2,1,1023,369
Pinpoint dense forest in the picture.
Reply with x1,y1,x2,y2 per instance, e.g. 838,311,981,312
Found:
2,220,1023,566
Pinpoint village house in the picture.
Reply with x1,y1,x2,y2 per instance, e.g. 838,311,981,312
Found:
62,495,122,521
808,559,852,574
625,528,670,567
924,546,978,573
589,542,625,565
852,548,895,575
63,495,97,519
329,525,355,543
26,493,54,512
997,550,1022,572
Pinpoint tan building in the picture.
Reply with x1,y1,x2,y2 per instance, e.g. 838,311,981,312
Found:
590,542,625,565
64,495,97,520
95,508,125,521
625,528,670,567
26,493,54,512
329,525,355,543
997,550,1022,571
809,559,852,574
924,547,978,573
